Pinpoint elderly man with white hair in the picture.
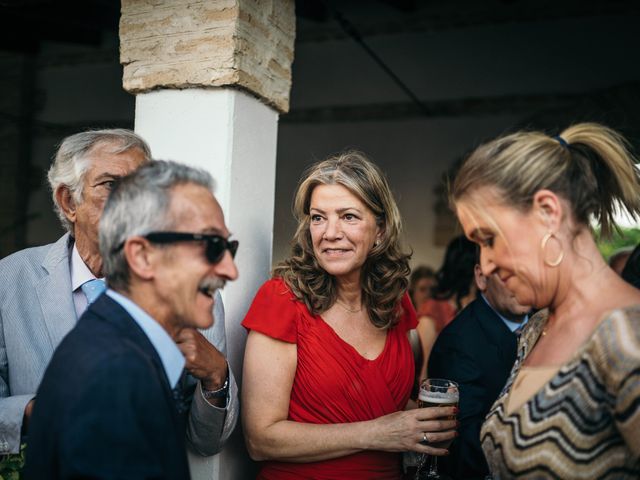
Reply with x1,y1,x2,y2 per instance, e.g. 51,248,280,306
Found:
0,129,238,458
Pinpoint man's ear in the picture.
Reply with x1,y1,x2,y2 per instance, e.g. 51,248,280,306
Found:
123,237,156,281
55,186,77,225
474,264,487,292
531,189,563,231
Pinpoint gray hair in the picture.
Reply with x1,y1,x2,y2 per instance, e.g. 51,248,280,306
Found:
48,129,152,233
99,160,215,292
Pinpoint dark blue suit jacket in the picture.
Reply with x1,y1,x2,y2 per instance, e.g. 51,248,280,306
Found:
25,294,190,480
428,296,518,480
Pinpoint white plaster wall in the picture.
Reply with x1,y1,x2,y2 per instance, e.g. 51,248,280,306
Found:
135,88,276,479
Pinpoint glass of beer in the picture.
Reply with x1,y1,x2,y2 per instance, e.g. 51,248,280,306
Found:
415,378,459,480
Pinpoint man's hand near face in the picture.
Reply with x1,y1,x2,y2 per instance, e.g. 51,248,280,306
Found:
176,328,228,408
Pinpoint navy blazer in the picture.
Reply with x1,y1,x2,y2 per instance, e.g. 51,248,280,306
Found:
428,296,518,480
25,294,190,479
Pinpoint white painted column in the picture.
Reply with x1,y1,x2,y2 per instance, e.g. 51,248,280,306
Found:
135,88,277,479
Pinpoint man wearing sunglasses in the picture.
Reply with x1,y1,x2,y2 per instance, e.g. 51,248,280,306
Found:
25,160,239,479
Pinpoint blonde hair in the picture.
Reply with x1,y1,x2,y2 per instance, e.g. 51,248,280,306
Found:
451,123,640,236
274,151,411,330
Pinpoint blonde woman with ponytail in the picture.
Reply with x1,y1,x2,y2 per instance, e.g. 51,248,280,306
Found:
451,123,640,478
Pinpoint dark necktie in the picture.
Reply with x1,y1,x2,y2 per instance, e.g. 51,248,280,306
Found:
172,372,190,415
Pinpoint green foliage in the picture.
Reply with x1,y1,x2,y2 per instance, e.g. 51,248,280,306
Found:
596,227,640,260
0,444,25,480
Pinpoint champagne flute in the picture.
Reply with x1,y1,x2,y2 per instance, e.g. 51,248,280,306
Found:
415,378,459,480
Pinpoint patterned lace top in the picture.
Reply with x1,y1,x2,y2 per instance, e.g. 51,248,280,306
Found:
480,306,640,479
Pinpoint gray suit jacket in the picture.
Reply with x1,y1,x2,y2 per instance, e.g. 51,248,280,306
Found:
0,233,238,455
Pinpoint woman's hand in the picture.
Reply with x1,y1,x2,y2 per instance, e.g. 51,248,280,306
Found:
366,406,457,456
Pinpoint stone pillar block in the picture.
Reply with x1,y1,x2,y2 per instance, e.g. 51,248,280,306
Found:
120,0,295,113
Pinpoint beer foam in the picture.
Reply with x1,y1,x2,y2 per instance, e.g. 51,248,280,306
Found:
418,391,459,403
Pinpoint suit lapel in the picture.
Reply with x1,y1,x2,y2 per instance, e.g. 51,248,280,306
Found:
475,296,517,368
35,234,77,350
89,295,183,424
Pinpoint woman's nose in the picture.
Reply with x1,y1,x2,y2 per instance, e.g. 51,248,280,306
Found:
323,217,342,240
480,251,497,277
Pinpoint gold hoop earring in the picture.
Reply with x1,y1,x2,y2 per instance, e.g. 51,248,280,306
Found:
541,232,564,267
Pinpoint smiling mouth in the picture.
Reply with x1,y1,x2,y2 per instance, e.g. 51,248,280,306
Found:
198,286,216,299
323,248,351,254
198,277,225,299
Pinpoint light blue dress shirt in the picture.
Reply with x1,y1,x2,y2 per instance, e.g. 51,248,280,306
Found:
480,293,529,333
106,289,185,388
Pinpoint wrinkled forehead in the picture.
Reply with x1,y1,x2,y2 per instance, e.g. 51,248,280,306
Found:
83,142,147,175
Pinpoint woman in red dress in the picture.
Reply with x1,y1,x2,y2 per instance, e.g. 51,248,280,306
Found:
242,152,457,480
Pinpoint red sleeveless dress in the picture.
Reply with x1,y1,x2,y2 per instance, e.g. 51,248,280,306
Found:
242,278,418,480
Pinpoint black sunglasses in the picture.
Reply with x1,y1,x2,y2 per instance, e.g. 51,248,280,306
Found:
115,232,238,264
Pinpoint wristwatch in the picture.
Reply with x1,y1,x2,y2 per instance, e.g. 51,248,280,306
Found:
202,376,229,399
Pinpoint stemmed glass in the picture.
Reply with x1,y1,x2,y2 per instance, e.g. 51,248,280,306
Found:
415,378,459,480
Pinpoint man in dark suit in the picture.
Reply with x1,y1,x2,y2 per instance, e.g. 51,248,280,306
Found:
25,160,239,479
428,265,530,480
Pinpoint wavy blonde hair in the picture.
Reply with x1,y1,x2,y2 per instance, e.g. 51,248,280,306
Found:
274,151,411,330
451,123,640,236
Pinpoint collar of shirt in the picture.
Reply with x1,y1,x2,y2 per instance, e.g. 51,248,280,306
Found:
480,293,529,333
70,242,98,292
106,289,185,388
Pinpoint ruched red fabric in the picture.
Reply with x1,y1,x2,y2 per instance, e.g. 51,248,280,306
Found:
242,278,418,480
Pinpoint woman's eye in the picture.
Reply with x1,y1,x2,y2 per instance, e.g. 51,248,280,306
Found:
310,214,323,222
344,213,356,221
481,237,494,248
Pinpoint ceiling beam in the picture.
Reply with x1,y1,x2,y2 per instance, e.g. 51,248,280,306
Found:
298,2,640,43
281,81,640,123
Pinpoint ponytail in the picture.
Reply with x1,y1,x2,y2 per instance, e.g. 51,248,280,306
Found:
452,123,640,236
559,123,640,237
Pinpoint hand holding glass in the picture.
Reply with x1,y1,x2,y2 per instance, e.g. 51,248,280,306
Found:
416,378,459,480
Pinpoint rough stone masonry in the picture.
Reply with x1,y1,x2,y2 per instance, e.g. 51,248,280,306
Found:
120,0,295,113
